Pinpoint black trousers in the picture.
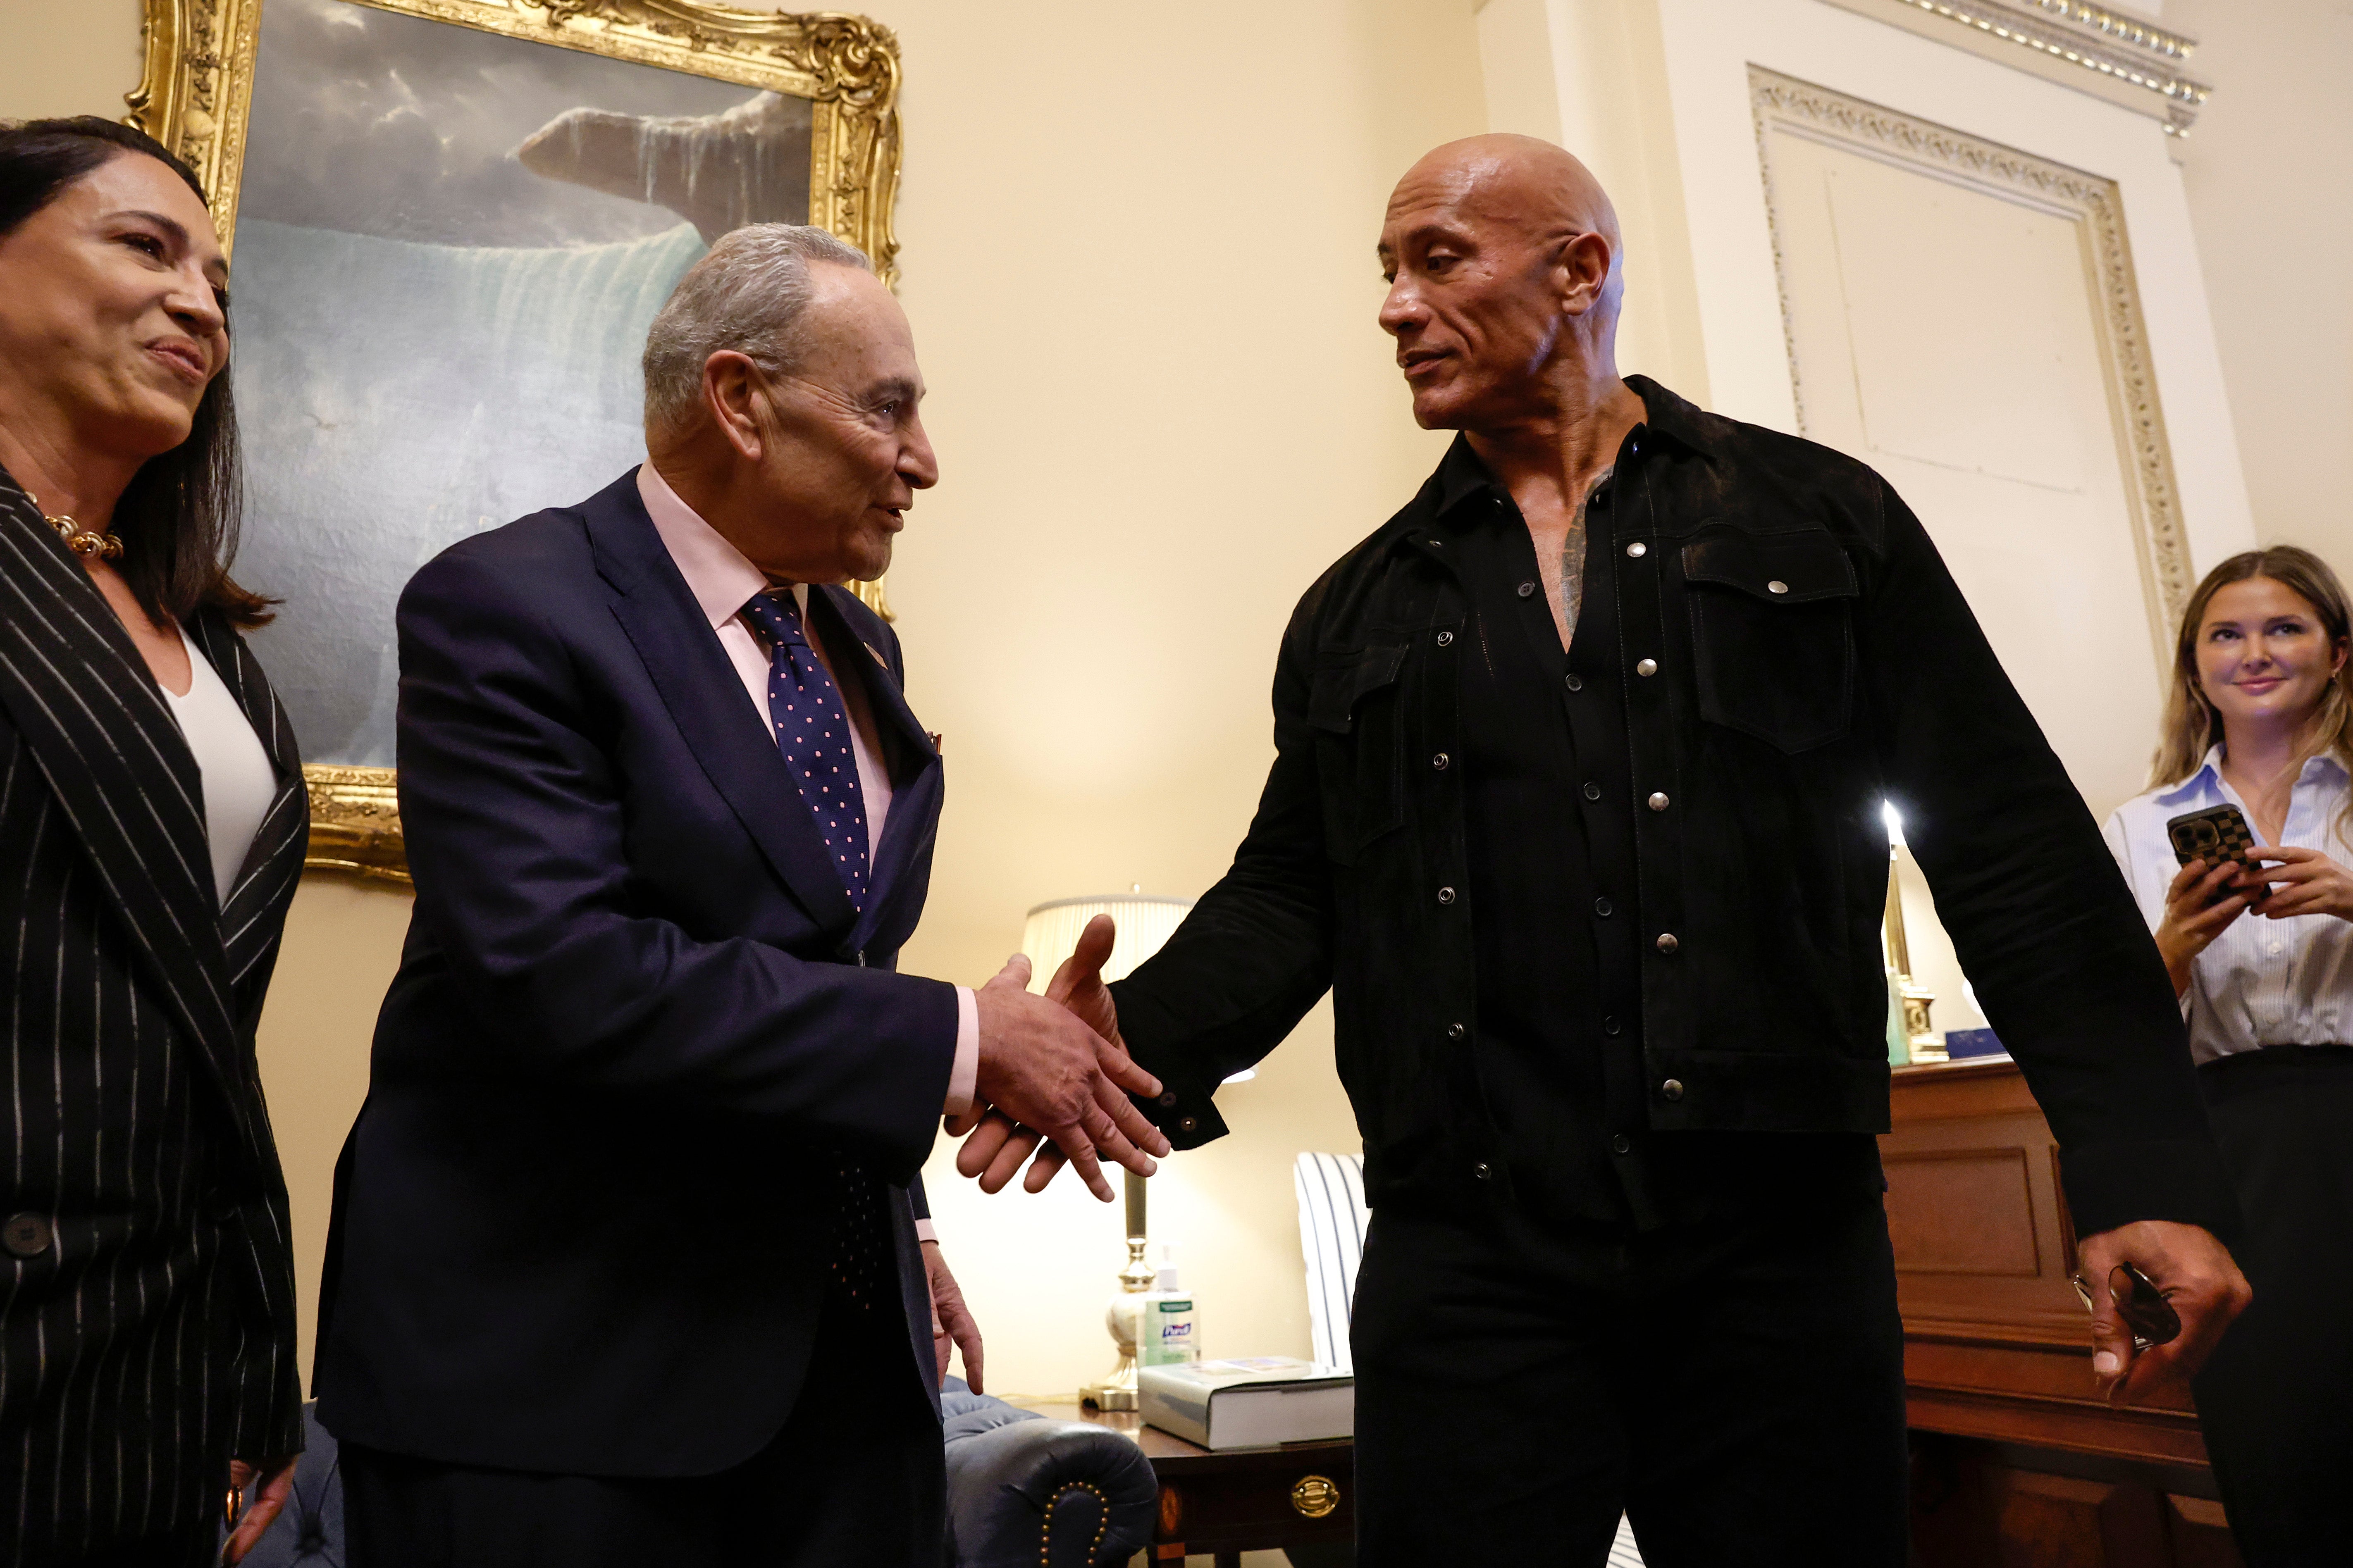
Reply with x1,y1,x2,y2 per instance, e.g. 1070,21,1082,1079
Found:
2191,1046,2353,1567
1351,1187,1908,1566
341,1291,944,1568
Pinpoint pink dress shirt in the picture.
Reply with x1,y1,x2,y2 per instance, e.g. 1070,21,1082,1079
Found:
637,465,978,1232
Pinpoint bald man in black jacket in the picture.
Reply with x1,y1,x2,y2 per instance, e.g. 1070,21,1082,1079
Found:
957,135,2251,1566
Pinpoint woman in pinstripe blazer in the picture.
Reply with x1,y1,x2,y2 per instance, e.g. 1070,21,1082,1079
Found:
0,119,308,1567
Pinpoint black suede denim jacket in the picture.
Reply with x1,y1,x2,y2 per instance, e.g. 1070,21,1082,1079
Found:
1111,377,2234,1242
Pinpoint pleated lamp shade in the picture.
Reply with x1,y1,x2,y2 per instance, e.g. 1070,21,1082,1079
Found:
1020,894,1194,992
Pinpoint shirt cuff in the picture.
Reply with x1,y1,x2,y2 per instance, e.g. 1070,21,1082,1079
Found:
945,984,979,1118
916,1219,938,1244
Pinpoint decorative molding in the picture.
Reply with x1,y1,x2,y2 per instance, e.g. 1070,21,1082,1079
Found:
302,766,410,883
1750,67,2193,644
1818,0,2212,135
129,0,902,276
131,0,907,878
127,0,264,245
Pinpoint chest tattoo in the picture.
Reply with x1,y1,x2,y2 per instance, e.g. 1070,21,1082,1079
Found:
1559,466,1612,647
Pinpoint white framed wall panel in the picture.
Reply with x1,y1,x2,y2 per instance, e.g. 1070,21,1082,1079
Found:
1754,68,2180,817
1644,0,2253,584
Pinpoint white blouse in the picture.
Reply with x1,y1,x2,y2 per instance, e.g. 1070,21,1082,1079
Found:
2102,746,2353,1063
161,625,278,906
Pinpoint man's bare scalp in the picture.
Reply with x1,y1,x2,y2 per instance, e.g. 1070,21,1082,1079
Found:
1382,133,1622,276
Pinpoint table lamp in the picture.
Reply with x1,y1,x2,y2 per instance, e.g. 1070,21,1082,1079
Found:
1882,804,1945,1064
1020,891,1195,1411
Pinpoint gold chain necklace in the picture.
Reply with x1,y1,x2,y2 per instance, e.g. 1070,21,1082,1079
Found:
22,489,122,560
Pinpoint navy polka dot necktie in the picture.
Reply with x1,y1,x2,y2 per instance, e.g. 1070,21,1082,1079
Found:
738,589,870,910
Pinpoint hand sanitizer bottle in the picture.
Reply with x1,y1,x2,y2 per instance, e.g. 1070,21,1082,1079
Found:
1142,1244,1198,1366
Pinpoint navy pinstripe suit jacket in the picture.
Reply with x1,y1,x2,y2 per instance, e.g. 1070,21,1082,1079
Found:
314,470,957,1479
0,470,308,1554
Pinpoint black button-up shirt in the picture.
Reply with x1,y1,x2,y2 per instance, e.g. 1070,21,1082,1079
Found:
1114,377,2234,1248
1444,438,1877,1227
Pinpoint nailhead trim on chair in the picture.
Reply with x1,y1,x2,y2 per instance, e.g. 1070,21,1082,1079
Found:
1041,1479,1110,1567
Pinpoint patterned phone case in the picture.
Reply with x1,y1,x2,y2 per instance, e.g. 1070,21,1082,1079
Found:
2165,803,2266,900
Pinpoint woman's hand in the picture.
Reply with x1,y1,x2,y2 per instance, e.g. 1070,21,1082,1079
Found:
2155,858,2250,995
2251,844,2353,921
222,1454,298,1563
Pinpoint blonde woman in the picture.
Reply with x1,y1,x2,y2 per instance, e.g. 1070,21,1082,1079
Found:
2103,545,2353,1565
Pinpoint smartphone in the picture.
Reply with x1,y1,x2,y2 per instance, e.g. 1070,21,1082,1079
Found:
2164,803,2268,907
2070,1261,2183,1349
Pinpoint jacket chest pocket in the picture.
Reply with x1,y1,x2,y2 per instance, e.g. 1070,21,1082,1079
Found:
1680,529,1858,754
1309,643,1409,863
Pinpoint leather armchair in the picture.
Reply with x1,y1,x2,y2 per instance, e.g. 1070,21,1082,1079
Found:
238,1392,1154,1568
940,1377,1156,1568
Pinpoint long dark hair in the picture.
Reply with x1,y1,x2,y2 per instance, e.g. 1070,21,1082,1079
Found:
2155,545,2353,841
0,115,271,627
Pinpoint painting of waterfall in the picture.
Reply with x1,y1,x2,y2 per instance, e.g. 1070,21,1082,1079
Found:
228,0,815,766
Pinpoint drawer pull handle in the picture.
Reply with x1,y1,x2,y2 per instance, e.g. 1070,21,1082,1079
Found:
1291,1475,1341,1519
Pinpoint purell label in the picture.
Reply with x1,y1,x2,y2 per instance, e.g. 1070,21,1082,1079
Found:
1143,1298,1198,1365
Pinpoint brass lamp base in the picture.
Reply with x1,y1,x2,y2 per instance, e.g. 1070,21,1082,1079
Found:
1080,1361,1140,1412
1080,1222,1158,1411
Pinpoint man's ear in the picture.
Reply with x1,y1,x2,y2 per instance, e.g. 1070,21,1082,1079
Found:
701,350,770,464
1556,230,1615,317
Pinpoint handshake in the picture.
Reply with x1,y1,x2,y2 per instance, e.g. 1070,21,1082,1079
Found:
950,914,1169,1202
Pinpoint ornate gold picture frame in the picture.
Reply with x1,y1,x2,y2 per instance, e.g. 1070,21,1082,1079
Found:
127,0,904,881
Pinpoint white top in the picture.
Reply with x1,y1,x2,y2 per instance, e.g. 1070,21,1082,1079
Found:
160,624,278,906
2102,745,2353,1063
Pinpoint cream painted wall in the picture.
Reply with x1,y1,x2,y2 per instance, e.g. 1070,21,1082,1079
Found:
2167,0,2353,569
253,877,412,1381
1475,0,1711,401
0,0,141,120
2,0,1485,1420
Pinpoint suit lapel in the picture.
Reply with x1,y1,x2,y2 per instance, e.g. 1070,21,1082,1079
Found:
0,471,248,1108
589,478,862,940
189,614,309,998
807,587,942,952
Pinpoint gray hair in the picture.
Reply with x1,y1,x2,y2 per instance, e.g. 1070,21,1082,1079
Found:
641,223,872,438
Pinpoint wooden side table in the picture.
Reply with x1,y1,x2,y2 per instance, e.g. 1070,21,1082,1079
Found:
1030,1401,1354,1566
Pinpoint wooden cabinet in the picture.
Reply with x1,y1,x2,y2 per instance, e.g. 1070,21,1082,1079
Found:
1887,1058,2242,1568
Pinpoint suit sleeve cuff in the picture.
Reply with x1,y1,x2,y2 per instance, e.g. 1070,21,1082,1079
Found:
945,985,979,1118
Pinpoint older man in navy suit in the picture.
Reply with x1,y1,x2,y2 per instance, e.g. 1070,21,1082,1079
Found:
313,225,1168,1568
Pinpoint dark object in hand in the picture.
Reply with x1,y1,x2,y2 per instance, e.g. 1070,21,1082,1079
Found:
2070,1261,2183,1349
2165,803,2269,907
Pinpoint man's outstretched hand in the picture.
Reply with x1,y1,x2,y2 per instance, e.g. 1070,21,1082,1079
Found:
959,915,1140,1194
1048,913,1126,1049
963,938,1167,1202
2076,1220,2250,1406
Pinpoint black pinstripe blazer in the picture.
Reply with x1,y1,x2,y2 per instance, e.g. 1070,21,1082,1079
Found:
0,469,308,1554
